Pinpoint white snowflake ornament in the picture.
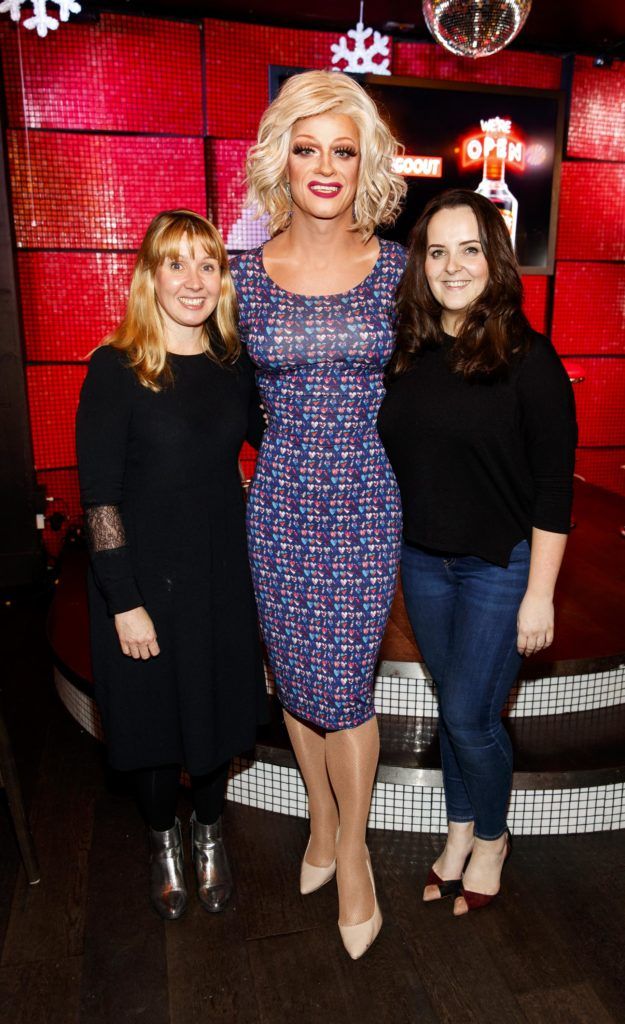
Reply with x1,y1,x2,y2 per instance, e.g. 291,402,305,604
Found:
23,0,59,35
55,0,81,20
330,3,392,76
0,0,24,19
0,0,82,37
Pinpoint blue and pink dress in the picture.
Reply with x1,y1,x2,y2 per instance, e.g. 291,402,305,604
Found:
231,239,406,730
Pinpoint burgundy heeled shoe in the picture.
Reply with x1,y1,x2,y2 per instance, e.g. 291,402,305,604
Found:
424,867,462,901
456,832,512,913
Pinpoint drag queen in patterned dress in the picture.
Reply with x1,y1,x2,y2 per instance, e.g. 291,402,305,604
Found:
231,71,406,959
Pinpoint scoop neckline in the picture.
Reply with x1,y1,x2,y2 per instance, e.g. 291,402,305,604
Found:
258,237,385,300
167,347,208,358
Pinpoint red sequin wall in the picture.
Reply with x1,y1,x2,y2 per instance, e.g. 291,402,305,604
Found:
0,15,624,553
554,58,625,495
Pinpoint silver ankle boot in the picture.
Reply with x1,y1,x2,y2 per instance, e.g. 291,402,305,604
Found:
148,818,188,920
190,811,233,913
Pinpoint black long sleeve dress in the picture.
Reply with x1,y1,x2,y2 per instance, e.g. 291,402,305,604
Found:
76,343,268,774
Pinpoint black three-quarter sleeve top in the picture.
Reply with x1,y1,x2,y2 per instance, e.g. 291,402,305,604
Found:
377,330,578,567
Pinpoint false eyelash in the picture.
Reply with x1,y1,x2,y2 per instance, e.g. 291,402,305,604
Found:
290,144,358,157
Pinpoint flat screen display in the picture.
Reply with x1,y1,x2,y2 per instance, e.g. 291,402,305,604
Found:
268,68,564,274
365,76,564,274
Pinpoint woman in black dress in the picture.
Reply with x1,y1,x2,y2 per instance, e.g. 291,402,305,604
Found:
76,210,267,920
379,190,576,914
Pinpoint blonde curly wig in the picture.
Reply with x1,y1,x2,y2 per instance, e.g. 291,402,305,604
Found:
246,70,406,240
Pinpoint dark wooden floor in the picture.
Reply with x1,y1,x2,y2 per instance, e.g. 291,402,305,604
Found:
2,594,625,1024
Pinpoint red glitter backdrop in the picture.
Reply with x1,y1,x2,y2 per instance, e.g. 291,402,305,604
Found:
0,14,624,552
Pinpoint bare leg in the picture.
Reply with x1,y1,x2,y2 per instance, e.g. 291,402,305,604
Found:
325,716,379,926
284,710,338,866
423,820,475,901
453,832,509,916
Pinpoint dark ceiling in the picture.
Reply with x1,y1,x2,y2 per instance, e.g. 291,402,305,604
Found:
96,0,625,57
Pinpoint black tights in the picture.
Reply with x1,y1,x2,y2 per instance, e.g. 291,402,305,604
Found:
131,760,230,832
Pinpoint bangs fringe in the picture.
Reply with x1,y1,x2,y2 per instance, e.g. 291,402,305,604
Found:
104,210,240,391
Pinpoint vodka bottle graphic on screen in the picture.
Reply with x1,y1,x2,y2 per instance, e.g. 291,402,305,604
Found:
476,147,518,247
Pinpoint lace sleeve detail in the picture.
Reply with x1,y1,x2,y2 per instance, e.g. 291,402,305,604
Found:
84,504,127,553
82,504,143,615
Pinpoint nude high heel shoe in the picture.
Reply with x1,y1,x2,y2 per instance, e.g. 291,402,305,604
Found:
300,836,337,895
338,854,382,960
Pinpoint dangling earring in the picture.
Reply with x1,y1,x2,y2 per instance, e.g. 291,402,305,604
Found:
285,182,292,200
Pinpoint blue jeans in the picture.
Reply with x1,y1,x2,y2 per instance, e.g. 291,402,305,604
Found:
401,539,530,840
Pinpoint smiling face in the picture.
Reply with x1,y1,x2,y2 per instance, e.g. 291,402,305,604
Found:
286,112,360,225
424,206,490,335
153,233,221,346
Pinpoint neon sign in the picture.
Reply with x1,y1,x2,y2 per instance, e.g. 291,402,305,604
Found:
460,118,525,172
392,155,443,178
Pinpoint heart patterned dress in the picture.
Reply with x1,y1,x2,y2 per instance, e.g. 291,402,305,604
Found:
231,239,406,730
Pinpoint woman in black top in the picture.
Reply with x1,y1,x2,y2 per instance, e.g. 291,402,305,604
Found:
76,210,267,920
378,190,576,914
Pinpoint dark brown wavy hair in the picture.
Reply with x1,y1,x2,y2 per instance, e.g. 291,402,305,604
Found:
389,189,531,378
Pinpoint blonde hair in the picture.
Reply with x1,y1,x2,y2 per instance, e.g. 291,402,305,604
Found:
107,210,239,392
246,70,406,240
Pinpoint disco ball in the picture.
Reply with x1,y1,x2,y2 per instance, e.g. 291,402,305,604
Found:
422,0,533,58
